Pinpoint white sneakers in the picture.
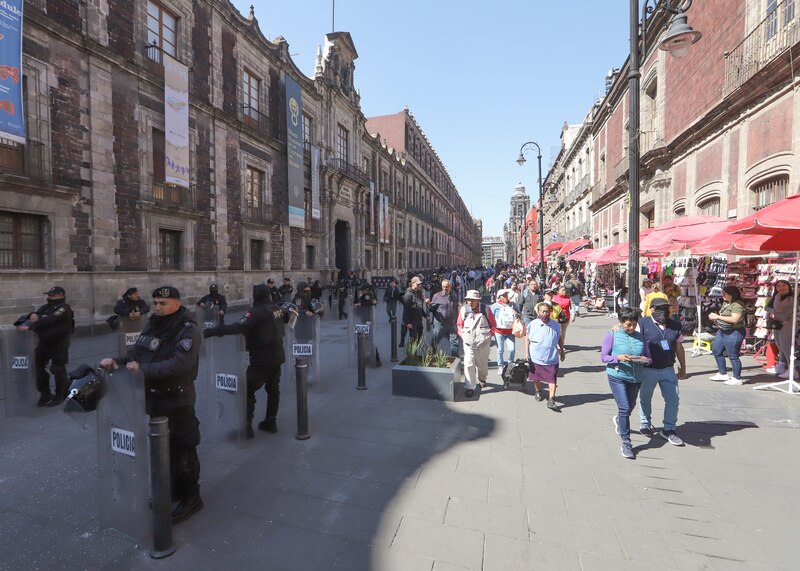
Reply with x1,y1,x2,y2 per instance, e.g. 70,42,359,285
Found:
709,373,729,381
765,367,777,374
723,377,745,386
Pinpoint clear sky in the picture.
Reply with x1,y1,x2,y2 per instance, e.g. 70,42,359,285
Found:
231,0,631,238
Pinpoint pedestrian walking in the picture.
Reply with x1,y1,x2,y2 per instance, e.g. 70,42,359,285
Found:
457,290,494,397
384,278,401,321
552,285,572,354
100,286,203,523
566,274,584,320
637,298,686,446
490,289,520,374
525,301,562,410
520,277,541,327
401,276,427,345
708,286,747,385
203,283,292,438
601,308,652,460
15,286,74,407
429,279,460,357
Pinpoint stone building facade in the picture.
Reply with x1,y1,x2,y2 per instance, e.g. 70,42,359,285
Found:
0,1,480,324
544,0,799,258
503,182,529,264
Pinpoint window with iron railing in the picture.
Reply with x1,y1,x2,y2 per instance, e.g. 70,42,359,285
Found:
303,114,313,144
246,166,266,221
752,175,788,210
158,228,181,270
0,210,45,269
336,124,349,162
250,239,264,270
697,197,721,217
242,69,260,125
147,1,177,63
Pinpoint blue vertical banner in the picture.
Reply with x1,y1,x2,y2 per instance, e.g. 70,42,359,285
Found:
0,0,25,143
285,75,304,227
311,145,321,219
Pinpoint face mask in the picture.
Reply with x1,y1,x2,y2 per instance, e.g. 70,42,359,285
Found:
651,308,669,324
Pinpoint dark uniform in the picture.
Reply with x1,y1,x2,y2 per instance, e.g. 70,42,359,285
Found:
327,282,337,310
278,280,294,303
28,287,74,406
383,281,401,320
205,284,287,435
114,288,202,521
355,286,382,365
401,284,427,344
337,279,350,319
113,288,151,318
266,280,281,303
197,284,227,324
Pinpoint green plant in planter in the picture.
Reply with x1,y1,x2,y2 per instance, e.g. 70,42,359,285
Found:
434,350,449,368
421,347,435,367
404,336,425,365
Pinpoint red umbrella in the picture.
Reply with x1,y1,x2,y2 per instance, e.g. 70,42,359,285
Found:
556,238,590,257
640,216,728,250
544,242,564,254
727,193,800,234
567,248,600,262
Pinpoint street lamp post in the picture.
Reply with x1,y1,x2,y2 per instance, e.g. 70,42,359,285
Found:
516,141,545,286
627,0,701,308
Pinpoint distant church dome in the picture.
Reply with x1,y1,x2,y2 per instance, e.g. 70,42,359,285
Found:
514,182,526,195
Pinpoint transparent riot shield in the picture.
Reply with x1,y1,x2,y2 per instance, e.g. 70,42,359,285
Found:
196,306,220,332
1,327,38,417
197,334,247,443
287,314,321,387
353,304,377,367
96,367,152,549
116,317,146,357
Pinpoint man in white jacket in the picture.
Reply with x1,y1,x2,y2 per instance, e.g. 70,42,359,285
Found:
457,290,496,398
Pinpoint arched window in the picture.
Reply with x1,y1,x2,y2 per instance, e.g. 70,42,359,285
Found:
752,175,788,210
697,197,721,217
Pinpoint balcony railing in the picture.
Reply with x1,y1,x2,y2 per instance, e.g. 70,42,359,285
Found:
153,183,194,208
0,140,47,181
145,42,165,65
724,0,800,96
245,202,270,224
590,181,607,204
326,157,370,187
613,156,628,181
241,105,274,139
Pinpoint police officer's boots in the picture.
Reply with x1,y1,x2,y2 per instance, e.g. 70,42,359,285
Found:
258,417,278,433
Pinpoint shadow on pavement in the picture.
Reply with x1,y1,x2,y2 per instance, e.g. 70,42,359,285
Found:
557,392,614,409
676,420,759,449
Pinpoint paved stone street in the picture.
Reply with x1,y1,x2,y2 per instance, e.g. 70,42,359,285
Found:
1,303,798,570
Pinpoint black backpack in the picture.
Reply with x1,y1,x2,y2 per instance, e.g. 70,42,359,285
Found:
502,359,529,389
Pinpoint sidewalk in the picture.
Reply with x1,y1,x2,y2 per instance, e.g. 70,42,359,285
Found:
1,304,798,570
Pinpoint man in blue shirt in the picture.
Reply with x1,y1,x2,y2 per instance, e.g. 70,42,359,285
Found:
525,302,562,410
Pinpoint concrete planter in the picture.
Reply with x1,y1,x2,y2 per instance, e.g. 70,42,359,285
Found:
391,357,462,401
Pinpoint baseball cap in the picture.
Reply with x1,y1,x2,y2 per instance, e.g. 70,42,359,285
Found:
152,286,181,299
649,297,670,308
44,286,65,296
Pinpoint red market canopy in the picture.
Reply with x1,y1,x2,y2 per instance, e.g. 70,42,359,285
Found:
567,248,601,262
727,193,800,235
556,238,590,257
640,216,728,251
544,242,564,254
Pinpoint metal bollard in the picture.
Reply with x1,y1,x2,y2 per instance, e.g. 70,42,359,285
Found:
390,316,398,362
357,331,367,390
148,417,176,559
295,357,310,440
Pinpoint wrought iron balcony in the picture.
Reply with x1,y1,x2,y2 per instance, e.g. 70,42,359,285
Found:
245,203,270,224
326,157,370,187
241,105,274,139
145,43,165,65
613,156,628,182
724,0,800,97
153,182,194,208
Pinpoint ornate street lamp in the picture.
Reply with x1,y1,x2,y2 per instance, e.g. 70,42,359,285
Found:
516,141,545,285
627,0,701,308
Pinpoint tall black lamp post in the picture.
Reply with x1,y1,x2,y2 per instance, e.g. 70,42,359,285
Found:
516,141,545,285
627,0,701,308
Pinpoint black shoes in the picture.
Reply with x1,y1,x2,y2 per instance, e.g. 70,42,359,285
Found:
258,418,278,433
376,360,383,367
37,393,53,407
534,392,544,402
465,389,475,398
547,399,559,411
47,395,66,408
172,495,204,524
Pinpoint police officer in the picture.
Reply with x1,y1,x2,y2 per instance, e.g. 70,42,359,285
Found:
113,287,150,321
337,278,350,320
354,282,382,366
265,278,281,303
402,276,427,344
204,284,290,437
196,284,227,324
100,286,203,524
278,277,294,302
16,286,74,407
383,278,401,321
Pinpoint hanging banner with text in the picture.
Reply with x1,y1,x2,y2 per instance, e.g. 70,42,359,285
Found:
164,54,190,187
311,144,321,219
383,194,390,243
0,0,25,143
370,182,376,235
286,75,304,227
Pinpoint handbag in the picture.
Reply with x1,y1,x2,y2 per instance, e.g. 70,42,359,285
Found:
557,312,568,324
512,317,526,338
766,317,783,330
715,318,734,332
